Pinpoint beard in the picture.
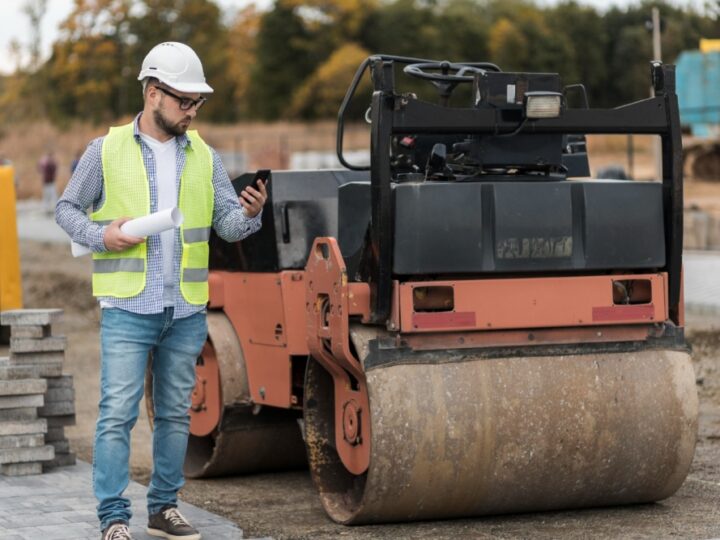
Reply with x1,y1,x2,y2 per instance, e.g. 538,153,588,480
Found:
153,107,191,137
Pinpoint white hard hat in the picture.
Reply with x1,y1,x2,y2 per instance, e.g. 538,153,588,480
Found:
138,42,214,94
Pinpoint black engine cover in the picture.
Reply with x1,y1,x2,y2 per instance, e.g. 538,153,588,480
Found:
392,179,665,275
210,170,665,278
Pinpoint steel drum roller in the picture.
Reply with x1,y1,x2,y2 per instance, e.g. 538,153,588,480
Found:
305,347,698,524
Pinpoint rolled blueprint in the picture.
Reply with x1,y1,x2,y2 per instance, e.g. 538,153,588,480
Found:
71,207,184,257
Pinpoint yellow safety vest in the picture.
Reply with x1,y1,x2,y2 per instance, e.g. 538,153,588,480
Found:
91,122,214,305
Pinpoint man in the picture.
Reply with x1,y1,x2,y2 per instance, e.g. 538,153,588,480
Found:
56,42,267,540
38,150,58,212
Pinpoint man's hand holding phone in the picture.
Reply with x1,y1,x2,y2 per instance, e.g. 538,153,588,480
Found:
241,170,269,218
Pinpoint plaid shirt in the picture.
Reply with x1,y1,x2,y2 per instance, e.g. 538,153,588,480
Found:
56,114,262,319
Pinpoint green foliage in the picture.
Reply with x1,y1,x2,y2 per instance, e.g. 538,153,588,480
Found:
36,0,232,123
363,0,444,59
489,18,528,71
2,0,720,123
289,42,372,118
546,2,606,105
227,7,262,118
248,0,377,119
246,2,318,119
127,0,233,120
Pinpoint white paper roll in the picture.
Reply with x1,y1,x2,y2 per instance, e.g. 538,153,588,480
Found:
71,241,92,257
70,208,184,257
120,207,184,237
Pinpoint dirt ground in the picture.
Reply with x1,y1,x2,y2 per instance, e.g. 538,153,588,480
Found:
11,238,720,539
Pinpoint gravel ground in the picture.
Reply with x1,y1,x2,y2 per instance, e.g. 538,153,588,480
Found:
13,238,720,539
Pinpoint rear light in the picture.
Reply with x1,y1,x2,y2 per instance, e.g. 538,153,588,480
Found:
612,279,652,305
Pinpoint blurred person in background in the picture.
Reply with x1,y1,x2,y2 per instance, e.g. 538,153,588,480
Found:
38,150,57,213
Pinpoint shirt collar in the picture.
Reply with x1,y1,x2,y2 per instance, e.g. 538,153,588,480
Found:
133,112,191,149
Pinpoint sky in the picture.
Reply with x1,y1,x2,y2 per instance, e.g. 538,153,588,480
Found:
0,0,711,74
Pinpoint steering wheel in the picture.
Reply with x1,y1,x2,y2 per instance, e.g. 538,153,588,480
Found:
404,61,488,82
403,61,495,103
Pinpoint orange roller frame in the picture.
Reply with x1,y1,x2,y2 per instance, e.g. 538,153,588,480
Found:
397,273,668,333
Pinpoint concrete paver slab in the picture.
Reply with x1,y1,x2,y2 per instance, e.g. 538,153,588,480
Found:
0,461,245,539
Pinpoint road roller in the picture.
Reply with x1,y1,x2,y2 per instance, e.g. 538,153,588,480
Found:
147,56,698,523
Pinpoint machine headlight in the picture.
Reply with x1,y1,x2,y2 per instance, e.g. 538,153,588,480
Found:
524,92,563,119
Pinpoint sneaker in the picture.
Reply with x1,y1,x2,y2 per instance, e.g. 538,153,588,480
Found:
102,521,132,540
147,505,201,540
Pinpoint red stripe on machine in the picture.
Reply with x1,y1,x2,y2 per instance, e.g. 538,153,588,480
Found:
412,312,477,329
592,305,655,322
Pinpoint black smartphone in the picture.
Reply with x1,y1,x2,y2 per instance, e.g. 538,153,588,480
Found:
230,169,272,199
254,169,270,187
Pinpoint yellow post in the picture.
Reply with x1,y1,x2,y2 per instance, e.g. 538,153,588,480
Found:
0,164,22,310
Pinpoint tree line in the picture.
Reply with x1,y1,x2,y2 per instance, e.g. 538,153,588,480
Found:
1,0,719,126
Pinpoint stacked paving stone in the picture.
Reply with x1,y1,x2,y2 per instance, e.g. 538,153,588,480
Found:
0,370,52,476
0,308,77,475
41,374,77,469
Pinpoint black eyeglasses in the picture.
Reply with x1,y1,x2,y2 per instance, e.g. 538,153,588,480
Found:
155,86,207,111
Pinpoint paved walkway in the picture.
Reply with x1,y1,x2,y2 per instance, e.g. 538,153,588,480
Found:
15,200,68,244
0,461,245,539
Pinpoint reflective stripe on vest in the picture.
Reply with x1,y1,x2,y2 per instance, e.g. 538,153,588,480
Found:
94,258,145,273
183,268,209,282
91,122,214,304
183,227,211,243
178,130,214,304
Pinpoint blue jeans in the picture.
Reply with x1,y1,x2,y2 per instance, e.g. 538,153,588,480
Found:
93,307,207,530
